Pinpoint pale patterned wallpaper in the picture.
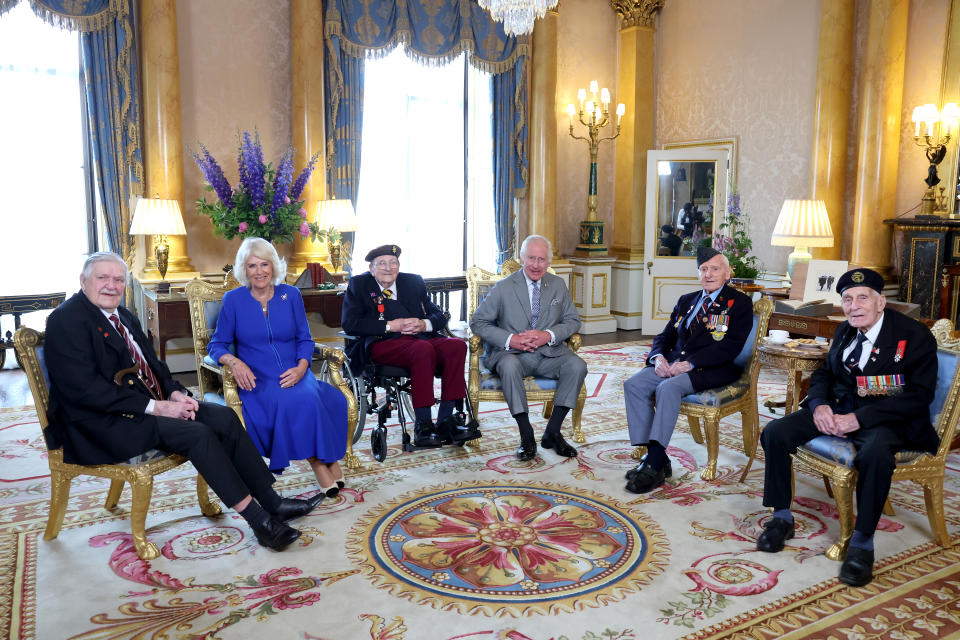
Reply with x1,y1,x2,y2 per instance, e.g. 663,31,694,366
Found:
177,0,294,273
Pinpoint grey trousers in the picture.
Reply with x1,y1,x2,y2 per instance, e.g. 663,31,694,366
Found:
623,366,694,446
494,350,587,415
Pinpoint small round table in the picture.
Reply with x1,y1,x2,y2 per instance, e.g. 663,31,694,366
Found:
754,340,830,415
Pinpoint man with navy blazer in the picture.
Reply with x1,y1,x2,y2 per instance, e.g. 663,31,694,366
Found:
341,244,478,447
756,268,938,587
471,235,586,461
44,252,321,551
623,247,753,494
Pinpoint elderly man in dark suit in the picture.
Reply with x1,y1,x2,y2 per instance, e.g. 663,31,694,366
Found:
756,268,939,587
470,234,586,461
44,252,320,551
622,246,753,494
341,244,478,448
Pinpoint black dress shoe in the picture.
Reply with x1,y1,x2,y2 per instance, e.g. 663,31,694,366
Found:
626,457,672,481
413,419,443,447
541,432,577,457
756,517,795,552
839,546,875,586
516,441,537,461
624,463,666,494
437,415,481,445
270,495,323,523
251,516,302,550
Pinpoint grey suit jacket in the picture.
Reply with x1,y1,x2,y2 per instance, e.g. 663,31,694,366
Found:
470,270,581,369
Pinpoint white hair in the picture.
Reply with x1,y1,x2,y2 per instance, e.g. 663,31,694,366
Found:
81,252,128,280
520,234,552,258
233,237,287,287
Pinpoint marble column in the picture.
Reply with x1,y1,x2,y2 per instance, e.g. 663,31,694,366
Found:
288,0,329,278
140,0,193,275
849,0,908,275
610,0,661,330
529,8,559,259
809,0,855,261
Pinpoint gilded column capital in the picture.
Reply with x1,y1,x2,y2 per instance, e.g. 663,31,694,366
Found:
610,0,663,29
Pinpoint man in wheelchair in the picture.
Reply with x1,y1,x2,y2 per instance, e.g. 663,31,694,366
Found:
341,244,479,448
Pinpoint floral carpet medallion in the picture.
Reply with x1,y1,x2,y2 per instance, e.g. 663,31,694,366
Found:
346,480,668,617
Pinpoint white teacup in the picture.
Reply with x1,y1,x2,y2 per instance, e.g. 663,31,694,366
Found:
767,329,790,344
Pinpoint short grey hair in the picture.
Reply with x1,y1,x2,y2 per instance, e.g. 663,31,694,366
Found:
520,234,552,258
81,252,128,280
233,237,287,287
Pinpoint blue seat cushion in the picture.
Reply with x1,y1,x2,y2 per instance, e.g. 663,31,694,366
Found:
682,380,750,408
203,391,228,406
477,362,559,392
802,435,930,467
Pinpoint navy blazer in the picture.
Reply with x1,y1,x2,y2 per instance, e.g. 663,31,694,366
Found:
340,272,447,375
45,291,187,465
647,283,753,391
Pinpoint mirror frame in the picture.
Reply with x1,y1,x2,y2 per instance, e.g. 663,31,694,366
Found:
663,136,739,191
939,0,960,213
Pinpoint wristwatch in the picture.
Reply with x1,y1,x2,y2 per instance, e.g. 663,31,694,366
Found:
385,322,391,333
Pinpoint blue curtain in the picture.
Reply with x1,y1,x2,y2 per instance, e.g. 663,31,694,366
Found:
0,0,143,264
324,0,528,262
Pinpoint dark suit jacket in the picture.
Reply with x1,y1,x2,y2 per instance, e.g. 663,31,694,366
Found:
804,309,938,452
660,233,682,256
340,272,448,375
647,283,753,391
45,291,188,465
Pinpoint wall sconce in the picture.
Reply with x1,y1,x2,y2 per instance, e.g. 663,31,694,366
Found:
771,199,833,279
315,198,357,273
129,195,186,293
911,102,960,217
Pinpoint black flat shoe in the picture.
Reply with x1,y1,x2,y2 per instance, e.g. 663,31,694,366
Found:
324,486,340,498
756,517,795,552
624,463,666,494
839,546,874,586
335,478,345,490
541,432,577,457
516,441,537,461
437,415,481,445
413,419,443,448
626,457,672,480
270,495,323,523
251,516,301,550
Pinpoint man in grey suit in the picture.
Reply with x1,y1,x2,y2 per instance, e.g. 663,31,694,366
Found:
471,235,587,461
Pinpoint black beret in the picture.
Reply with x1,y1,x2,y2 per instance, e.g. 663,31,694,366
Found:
661,224,675,234
364,244,401,262
696,245,721,267
836,268,884,295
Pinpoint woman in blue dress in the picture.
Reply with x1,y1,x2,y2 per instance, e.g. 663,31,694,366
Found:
208,238,348,497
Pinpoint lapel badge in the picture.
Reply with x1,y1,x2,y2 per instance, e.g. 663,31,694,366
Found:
894,339,906,363
281,292,288,301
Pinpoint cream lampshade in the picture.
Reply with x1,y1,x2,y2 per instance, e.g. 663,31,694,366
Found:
315,199,357,272
129,196,187,293
771,199,833,279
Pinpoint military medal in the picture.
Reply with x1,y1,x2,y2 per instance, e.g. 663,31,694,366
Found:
856,374,904,397
372,292,386,321
894,340,906,362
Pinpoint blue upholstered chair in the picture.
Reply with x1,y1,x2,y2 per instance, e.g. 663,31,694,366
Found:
466,260,587,443
791,319,960,561
14,327,221,561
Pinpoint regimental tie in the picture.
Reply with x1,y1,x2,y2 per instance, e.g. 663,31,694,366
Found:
845,332,868,373
531,281,541,328
382,288,392,299
698,296,712,324
109,313,164,400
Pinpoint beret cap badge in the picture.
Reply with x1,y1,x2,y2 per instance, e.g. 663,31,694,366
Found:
852,271,864,283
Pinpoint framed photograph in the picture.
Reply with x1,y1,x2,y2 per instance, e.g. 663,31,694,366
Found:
801,259,848,305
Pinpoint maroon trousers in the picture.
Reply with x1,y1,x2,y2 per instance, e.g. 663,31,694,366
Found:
368,336,467,408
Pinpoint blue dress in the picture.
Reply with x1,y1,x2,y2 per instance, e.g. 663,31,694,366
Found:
208,284,348,471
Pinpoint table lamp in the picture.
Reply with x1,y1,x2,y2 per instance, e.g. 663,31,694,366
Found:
771,199,833,279
129,196,187,293
315,199,357,273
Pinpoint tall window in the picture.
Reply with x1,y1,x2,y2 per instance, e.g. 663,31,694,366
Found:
351,50,497,279
0,4,89,296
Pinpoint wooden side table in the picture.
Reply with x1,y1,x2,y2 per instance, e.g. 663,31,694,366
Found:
1,292,66,367
754,341,829,415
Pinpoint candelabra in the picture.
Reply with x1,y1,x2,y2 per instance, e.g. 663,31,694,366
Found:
911,102,959,217
567,81,625,255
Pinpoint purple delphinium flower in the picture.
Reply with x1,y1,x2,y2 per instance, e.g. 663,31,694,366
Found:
270,148,295,217
192,144,234,209
288,150,322,202
239,131,266,209
727,191,741,218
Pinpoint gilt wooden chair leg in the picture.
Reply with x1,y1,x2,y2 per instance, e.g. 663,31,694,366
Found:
826,477,855,561
822,475,834,498
922,479,952,547
882,497,895,516
687,415,704,444
195,475,222,516
104,479,124,509
631,445,647,461
44,469,73,541
129,477,161,560
699,417,720,481
543,399,554,420
572,392,586,443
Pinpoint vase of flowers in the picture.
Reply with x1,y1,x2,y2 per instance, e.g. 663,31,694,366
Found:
192,130,333,245
713,190,762,280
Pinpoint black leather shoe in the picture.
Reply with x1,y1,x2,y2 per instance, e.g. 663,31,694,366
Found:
251,516,302,550
437,415,481,445
839,546,875,586
270,494,324,523
626,457,672,481
624,463,666,494
756,517,795,552
413,419,443,447
541,432,577,457
516,441,537,461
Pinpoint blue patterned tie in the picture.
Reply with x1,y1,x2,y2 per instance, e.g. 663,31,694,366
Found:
845,332,867,372
531,281,541,328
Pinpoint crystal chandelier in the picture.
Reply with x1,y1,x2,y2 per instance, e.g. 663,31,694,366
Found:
478,0,559,36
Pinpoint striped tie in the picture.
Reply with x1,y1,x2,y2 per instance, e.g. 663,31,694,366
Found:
531,281,541,328
382,288,392,298
698,295,712,324
109,314,164,400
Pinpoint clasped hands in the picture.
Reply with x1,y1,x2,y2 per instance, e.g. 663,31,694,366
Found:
654,355,692,378
813,404,860,436
220,356,308,391
388,317,427,335
154,389,199,420
509,330,551,352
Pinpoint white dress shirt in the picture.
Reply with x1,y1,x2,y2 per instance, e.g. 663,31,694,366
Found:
841,312,884,371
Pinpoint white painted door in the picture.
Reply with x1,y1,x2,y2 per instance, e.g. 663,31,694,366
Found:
641,149,729,335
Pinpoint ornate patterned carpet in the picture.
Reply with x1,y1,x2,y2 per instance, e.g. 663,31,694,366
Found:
3,341,960,639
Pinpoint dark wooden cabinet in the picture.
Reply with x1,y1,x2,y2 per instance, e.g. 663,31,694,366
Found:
885,216,960,320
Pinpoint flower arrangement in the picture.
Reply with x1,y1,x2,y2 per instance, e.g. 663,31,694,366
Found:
713,190,762,280
192,130,332,245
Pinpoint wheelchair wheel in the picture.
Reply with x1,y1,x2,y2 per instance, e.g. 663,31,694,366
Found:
371,425,388,462
318,358,368,445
